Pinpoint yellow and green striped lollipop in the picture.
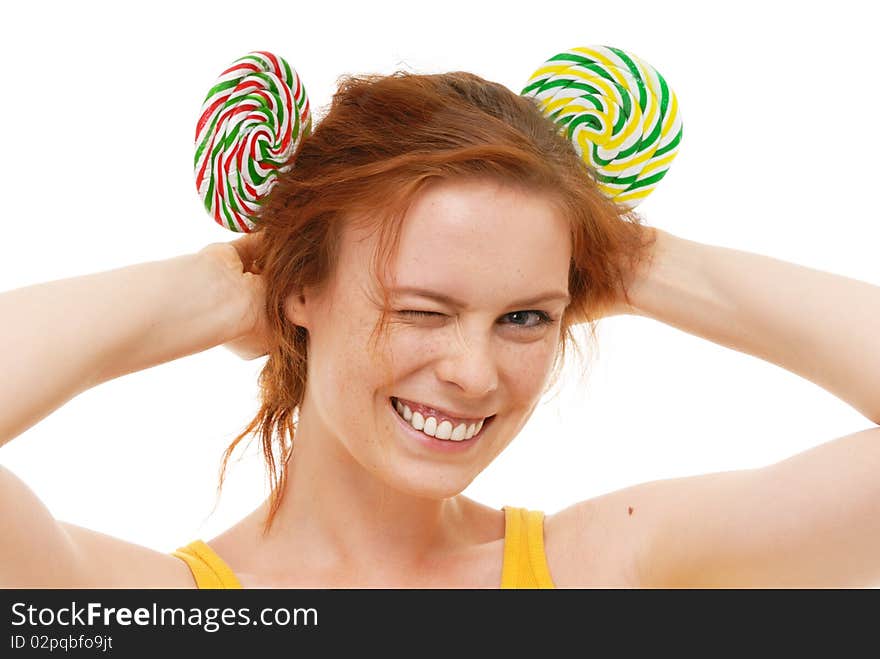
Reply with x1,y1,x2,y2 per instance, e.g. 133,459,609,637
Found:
522,45,683,208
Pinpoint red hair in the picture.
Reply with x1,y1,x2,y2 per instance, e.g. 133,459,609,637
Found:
213,70,656,534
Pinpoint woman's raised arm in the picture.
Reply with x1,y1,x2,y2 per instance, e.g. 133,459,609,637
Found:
576,228,880,587
0,249,256,447
0,240,267,586
625,228,880,425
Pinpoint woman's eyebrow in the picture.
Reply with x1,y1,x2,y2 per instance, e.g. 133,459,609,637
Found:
390,286,571,308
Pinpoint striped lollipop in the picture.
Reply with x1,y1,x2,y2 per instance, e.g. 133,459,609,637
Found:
194,51,312,232
521,46,682,209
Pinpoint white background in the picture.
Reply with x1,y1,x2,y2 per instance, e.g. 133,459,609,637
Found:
0,0,877,554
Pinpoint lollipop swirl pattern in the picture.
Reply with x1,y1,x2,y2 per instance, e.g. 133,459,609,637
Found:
194,51,312,232
521,45,683,208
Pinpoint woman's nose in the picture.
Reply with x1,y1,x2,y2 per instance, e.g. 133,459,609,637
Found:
434,323,499,397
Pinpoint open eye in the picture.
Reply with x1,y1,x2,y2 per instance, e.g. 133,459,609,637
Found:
504,310,555,328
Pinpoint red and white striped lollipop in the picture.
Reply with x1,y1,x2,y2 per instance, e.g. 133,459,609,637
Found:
194,51,312,232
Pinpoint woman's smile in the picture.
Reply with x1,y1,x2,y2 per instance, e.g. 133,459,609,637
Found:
389,396,495,453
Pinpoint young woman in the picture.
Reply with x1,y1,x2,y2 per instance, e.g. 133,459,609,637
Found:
1,71,878,588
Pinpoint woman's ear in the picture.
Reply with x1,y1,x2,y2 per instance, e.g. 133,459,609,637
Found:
283,289,311,329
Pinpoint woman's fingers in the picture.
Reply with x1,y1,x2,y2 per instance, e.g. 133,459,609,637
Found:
229,231,265,274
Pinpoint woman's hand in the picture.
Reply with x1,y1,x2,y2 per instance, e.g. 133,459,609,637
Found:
593,226,663,320
197,232,271,360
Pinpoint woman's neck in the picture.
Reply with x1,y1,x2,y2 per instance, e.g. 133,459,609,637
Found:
210,413,505,584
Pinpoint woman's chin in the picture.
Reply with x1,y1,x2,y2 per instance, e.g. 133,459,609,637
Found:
377,463,475,501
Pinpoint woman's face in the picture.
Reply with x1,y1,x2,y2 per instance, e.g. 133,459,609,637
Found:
286,178,572,498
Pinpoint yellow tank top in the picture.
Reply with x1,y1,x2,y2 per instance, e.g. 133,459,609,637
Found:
171,506,555,589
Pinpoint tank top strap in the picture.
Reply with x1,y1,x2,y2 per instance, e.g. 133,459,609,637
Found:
171,540,243,589
500,506,556,589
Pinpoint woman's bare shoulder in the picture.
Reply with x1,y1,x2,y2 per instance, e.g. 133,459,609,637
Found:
544,484,659,588
58,522,197,588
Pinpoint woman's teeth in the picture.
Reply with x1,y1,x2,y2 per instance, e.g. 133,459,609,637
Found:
393,399,485,441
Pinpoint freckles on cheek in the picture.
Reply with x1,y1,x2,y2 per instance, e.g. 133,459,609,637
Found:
383,327,442,365
321,319,376,388
510,343,559,395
